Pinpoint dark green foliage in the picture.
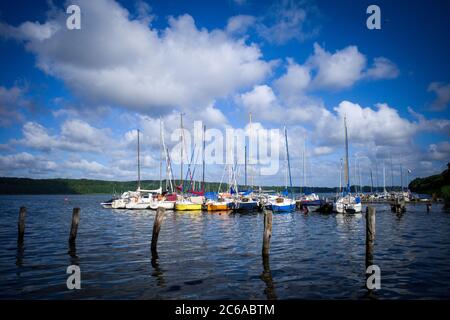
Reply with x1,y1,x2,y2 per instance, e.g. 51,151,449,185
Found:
0,177,344,195
409,162,450,197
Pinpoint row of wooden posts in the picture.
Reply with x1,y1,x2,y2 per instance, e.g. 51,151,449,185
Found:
17,205,376,291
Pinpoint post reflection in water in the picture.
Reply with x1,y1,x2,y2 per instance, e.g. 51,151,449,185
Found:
68,243,79,266
15,242,24,274
151,256,166,288
261,254,277,300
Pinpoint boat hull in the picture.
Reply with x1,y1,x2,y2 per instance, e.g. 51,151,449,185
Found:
336,202,362,214
206,203,229,211
175,203,202,211
234,201,259,212
149,201,175,210
271,203,296,212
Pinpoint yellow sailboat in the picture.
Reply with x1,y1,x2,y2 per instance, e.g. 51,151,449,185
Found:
175,200,202,211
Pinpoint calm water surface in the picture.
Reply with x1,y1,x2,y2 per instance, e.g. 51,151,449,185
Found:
0,195,449,299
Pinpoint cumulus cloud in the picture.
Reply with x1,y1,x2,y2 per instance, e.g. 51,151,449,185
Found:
64,159,108,173
0,0,273,114
274,58,311,101
308,43,367,90
427,141,450,161
256,0,319,45
0,86,32,127
18,120,113,153
428,82,450,111
408,107,450,135
365,57,400,80
0,152,58,175
226,15,256,34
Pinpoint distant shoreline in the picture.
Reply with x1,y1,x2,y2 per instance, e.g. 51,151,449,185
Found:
0,176,414,195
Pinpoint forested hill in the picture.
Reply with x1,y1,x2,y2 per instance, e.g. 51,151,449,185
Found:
409,163,450,196
409,163,450,207
0,178,160,195
0,177,343,195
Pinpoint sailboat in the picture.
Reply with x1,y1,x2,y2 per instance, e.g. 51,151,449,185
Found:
149,119,176,210
110,129,162,209
335,117,362,214
266,127,296,212
297,135,320,207
175,114,203,211
233,113,259,212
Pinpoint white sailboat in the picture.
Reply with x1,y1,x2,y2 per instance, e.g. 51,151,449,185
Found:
110,129,162,210
335,117,362,214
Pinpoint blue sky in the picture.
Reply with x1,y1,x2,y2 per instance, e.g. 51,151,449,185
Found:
0,0,449,187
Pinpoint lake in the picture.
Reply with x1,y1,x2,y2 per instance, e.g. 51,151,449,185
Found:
0,194,449,299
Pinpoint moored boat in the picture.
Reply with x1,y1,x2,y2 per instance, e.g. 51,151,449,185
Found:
335,117,362,214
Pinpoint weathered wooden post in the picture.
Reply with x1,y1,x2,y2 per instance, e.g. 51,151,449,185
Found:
365,206,376,270
17,207,26,244
151,207,165,258
262,209,273,257
69,208,80,245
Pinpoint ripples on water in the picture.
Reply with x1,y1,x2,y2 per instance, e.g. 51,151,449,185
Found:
0,195,449,299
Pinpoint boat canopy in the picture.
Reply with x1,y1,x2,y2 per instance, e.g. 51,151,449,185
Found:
205,192,219,200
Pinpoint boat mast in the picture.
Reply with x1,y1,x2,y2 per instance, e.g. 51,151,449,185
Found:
358,158,362,193
375,159,379,193
180,113,184,194
370,169,374,194
249,112,253,189
244,145,247,186
302,137,306,194
284,126,293,198
390,154,394,192
137,128,141,191
202,124,206,192
339,158,343,195
400,164,403,192
159,118,162,190
383,161,387,193
344,116,350,194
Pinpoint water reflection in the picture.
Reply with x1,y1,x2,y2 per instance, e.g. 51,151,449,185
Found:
15,242,24,272
261,254,277,300
1,195,450,299
68,243,79,266
151,256,166,288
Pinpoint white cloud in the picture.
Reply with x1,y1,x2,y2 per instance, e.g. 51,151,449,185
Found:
270,44,400,95
226,15,256,34
408,107,450,135
64,159,107,173
0,152,57,175
0,0,273,115
365,57,400,80
428,82,450,111
256,0,319,45
427,141,450,161
0,86,31,127
18,120,113,153
308,43,367,90
274,58,311,101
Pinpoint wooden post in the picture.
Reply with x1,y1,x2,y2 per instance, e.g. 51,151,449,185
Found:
18,207,26,244
151,207,165,258
69,208,80,245
262,209,273,257
365,206,376,270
